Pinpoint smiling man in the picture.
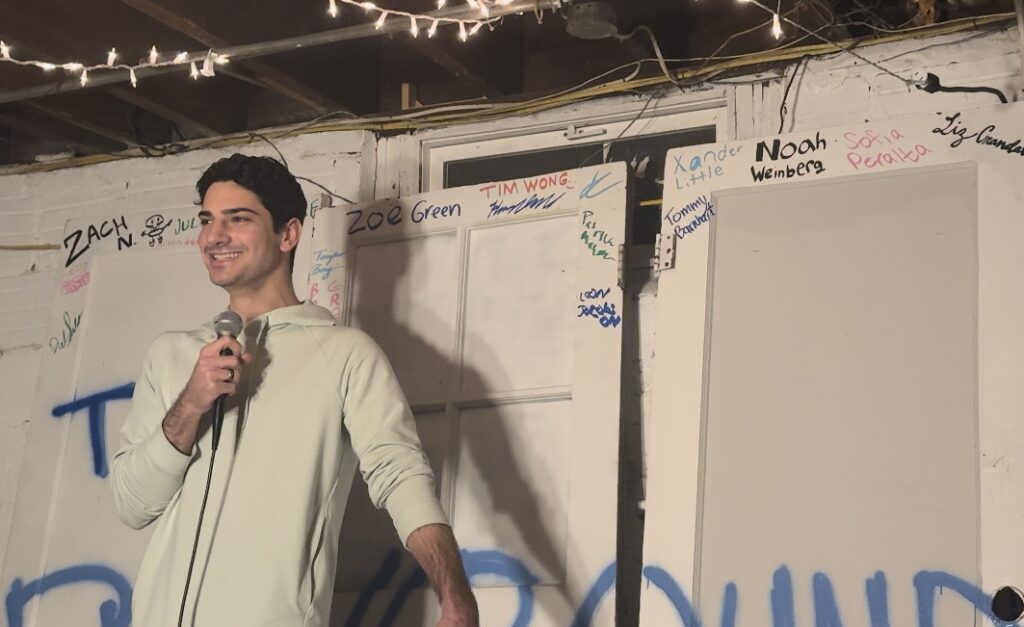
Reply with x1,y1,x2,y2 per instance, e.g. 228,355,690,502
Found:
110,154,478,627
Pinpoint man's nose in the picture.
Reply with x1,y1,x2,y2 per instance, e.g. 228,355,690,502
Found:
207,218,230,245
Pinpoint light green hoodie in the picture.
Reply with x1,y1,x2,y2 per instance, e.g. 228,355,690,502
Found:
111,303,447,626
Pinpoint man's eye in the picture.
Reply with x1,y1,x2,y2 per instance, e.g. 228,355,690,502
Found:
231,216,249,222
199,218,212,225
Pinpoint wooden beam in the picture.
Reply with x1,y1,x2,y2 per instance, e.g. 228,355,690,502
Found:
117,0,346,114
105,87,220,137
402,36,503,99
21,102,137,147
0,111,105,155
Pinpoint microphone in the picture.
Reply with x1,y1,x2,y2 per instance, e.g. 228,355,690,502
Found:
211,310,243,451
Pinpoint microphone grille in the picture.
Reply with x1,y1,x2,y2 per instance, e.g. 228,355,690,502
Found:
213,310,244,337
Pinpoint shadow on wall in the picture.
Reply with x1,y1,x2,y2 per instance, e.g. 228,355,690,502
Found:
329,234,581,626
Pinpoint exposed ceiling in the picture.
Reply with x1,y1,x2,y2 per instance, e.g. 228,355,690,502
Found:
0,0,1015,167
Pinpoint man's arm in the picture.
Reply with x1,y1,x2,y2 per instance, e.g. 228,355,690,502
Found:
110,334,248,528
406,523,479,627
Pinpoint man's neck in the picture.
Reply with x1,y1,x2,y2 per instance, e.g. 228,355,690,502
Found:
226,279,301,324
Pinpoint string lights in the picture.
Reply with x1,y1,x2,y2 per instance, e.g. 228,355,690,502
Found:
0,0,514,89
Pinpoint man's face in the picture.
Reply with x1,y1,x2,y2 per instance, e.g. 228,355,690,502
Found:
197,181,290,291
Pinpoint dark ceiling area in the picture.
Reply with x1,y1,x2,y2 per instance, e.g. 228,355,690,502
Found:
0,0,1015,167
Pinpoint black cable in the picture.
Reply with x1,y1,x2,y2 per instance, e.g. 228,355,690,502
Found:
915,72,1008,103
176,447,218,627
779,56,810,133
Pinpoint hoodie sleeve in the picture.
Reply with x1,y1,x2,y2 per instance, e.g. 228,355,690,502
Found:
341,332,449,545
109,334,195,530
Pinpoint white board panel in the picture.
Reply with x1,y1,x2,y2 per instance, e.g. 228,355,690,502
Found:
697,166,978,627
643,102,1024,626
314,164,627,627
2,203,321,627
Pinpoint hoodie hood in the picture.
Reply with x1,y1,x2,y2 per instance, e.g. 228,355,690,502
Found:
200,302,336,335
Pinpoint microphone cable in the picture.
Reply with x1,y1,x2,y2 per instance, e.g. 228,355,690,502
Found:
176,444,219,627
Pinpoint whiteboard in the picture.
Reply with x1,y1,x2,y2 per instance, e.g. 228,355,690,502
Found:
697,165,978,627
1,204,319,627
643,102,1024,627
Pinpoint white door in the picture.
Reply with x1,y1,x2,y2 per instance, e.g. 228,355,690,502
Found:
642,104,1024,626
310,164,628,626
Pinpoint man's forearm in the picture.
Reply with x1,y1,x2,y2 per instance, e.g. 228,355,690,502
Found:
406,523,479,625
162,391,204,454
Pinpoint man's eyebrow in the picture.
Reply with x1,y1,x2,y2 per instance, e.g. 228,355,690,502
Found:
197,207,259,217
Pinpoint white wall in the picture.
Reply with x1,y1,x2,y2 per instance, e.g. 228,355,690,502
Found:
1,20,1021,589
0,130,375,571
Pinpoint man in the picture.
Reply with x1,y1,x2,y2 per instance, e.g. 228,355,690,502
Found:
110,154,479,627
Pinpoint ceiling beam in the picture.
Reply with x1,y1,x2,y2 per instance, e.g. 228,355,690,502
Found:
105,86,220,137
0,110,107,155
0,0,561,105
402,37,503,99
20,102,137,147
0,5,227,138
116,0,344,114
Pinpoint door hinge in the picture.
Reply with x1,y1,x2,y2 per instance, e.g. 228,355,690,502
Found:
617,244,626,290
653,233,677,272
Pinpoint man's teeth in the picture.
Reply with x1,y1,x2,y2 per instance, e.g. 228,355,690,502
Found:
212,252,241,260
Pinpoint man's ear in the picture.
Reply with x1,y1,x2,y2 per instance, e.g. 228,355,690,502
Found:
279,217,303,253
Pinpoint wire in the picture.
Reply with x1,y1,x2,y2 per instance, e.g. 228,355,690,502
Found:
295,175,355,204
177,447,218,627
744,0,915,86
575,89,663,170
4,12,1014,176
778,56,809,134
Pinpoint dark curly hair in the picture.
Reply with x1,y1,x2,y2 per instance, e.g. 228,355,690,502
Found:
196,154,307,268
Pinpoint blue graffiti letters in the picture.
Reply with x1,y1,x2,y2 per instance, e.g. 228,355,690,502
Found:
6,564,132,627
488,193,565,219
411,199,462,224
52,383,135,478
674,205,716,241
577,302,621,328
312,249,346,280
579,171,621,200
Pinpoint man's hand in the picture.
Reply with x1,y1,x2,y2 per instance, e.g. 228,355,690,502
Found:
405,523,480,627
163,336,252,453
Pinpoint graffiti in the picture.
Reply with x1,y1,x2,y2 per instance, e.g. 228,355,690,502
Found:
665,195,711,227
578,302,621,328
845,128,932,170
673,146,742,190
328,281,341,318
479,172,573,200
933,112,1024,156
488,193,565,219
570,563,617,627
580,287,611,301
347,205,403,235
311,249,346,281
48,310,82,354
673,204,716,241
5,563,132,627
580,210,615,261
60,263,91,295
751,160,826,182
756,132,828,162
344,549,539,627
411,200,461,224
51,383,135,478
174,216,201,235
635,565,1004,627
63,216,134,267
579,171,621,200
140,214,173,247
